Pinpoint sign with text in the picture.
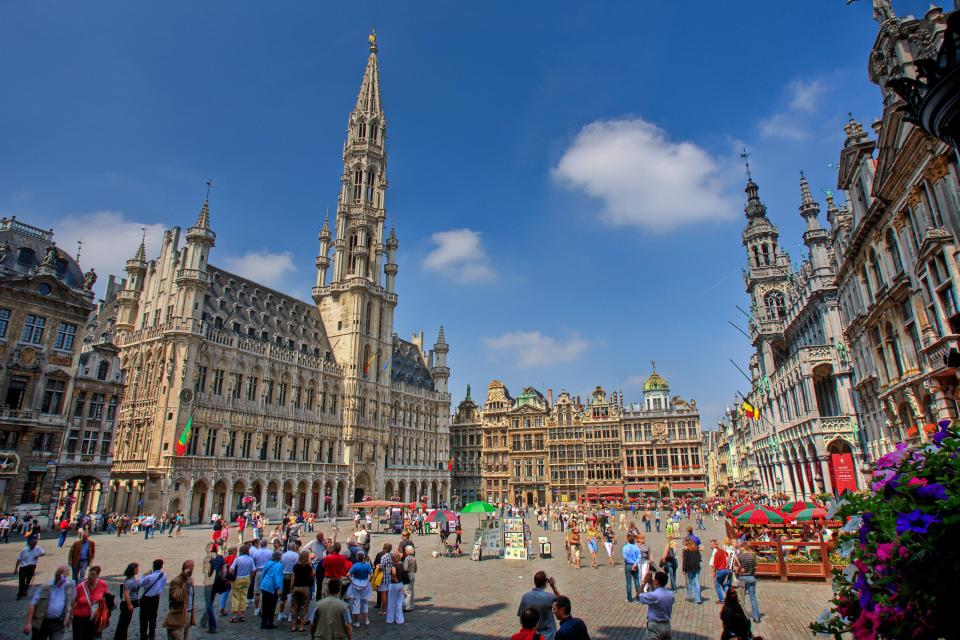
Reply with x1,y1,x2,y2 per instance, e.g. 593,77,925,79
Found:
830,453,858,494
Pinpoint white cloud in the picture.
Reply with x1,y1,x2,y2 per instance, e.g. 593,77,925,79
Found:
788,79,826,113
758,78,827,140
625,375,647,387
484,330,588,368
222,250,297,289
423,228,495,283
553,118,738,232
758,113,807,141
53,210,165,294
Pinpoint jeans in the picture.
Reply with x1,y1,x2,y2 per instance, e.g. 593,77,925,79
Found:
665,561,677,591
71,561,88,584
655,519,661,532
644,520,651,532
739,575,761,622
57,531,67,548
207,589,219,631
144,525,153,540
714,569,732,602
624,566,641,602
685,570,702,604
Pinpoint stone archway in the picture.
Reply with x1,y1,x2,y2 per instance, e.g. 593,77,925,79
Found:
191,480,209,523
336,480,346,515
431,480,439,506
231,479,247,516
297,480,308,512
283,481,295,513
213,480,228,517
355,471,372,503
310,481,320,513
397,480,406,503
385,480,396,500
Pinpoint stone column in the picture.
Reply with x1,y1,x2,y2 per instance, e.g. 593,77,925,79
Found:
819,456,833,495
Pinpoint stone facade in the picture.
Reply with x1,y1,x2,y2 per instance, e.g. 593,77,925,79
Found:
734,171,863,500
0,217,96,521
450,385,482,507
107,35,452,520
831,5,960,466
52,275,125,520
621,371,706,499
464,370,706,506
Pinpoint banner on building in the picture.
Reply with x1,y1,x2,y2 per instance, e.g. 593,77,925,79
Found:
830,453,858,494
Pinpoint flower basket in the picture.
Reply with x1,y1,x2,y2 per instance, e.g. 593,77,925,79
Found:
811,420,959,639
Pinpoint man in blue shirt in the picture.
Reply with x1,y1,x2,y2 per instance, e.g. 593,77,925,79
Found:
637,571,674,640
621,535,642,603
684,526,701,549
552,596,590,640
139,558,166,640
517,571,562,639
23,564,73,639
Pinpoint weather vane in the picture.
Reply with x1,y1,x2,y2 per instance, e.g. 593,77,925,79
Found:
740,147,752,180
205,179,213,200
76,239,83,262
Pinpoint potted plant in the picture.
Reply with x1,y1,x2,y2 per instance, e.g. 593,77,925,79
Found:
811,420,958,639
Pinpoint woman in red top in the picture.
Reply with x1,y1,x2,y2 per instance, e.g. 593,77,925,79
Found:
220,546,238,616
72,565,109,640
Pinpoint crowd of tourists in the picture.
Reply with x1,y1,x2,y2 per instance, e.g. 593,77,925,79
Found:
9,494,784,640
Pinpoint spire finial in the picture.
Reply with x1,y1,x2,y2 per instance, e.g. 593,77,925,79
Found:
651,359,657,373
465,383,471,401
740,147,752,181
800,171,814,206
76,239,83,262
205,178,213,201
368,29,377,53
195,181,212,229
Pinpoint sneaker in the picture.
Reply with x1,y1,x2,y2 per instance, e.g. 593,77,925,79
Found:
255,609,262,616
364,620,370,626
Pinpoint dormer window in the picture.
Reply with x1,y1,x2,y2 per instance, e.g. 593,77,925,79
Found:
17,247,35,266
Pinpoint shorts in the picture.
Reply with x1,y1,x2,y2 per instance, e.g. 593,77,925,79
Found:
281,574,293,600
588,540,598,553
571,545,581,560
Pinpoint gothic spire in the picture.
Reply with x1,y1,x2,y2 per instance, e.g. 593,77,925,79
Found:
355,31,383,116
194,198,211,230
799,171,823,231
133,230,147,262
744,176,767,220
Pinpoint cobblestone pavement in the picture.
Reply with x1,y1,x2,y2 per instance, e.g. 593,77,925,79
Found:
0,515,833,639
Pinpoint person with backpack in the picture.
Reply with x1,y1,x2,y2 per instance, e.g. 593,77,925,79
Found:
71,565,109,640
206,545,227,634
22,564,74,640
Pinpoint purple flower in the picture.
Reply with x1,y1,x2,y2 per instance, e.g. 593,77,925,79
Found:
877,442,910,468
916,483,948,501
859,512,873,545
871,469,897,492
895,510,940,535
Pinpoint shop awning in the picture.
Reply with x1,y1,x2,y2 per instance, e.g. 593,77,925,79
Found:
586,486,624,496
625,483,659,493
672,482,706,490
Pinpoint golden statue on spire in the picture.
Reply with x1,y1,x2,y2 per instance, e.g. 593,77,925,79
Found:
368,29,377,52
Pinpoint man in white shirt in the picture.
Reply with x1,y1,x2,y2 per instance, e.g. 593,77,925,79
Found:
276,542,301,622
16,538,45,599
0,516,11,543
142,513,156,540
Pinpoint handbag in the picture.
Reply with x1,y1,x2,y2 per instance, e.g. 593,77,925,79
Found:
371,566,383,590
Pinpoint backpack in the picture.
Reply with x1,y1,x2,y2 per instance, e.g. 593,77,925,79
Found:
395,562,410,585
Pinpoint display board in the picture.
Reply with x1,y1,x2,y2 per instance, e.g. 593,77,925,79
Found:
474,517,503,558
503,517,528,560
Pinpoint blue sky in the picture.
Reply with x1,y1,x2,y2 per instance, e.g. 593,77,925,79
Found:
0,1,935,428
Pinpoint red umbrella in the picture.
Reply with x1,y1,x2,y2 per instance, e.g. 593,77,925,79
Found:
408,501,427,510
736,507,788,524
425,509,456,524
788,507,828,521
730,503,758,516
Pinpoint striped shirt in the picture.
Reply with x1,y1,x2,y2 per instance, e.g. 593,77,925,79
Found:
735,549,757,575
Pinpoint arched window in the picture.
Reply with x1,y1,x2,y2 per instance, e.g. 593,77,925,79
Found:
352,168,363,202
752,246,761,268
97,361,110,381
357,120,367,140
761,244,771,265
886,322,904,378
365,168,376,203
370,120,378,142
861,266,874,303
764,291,785,320
869,248,884,288
886,229,903,274
348,233,359,274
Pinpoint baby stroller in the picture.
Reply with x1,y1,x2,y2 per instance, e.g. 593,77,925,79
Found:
434,532,459,558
